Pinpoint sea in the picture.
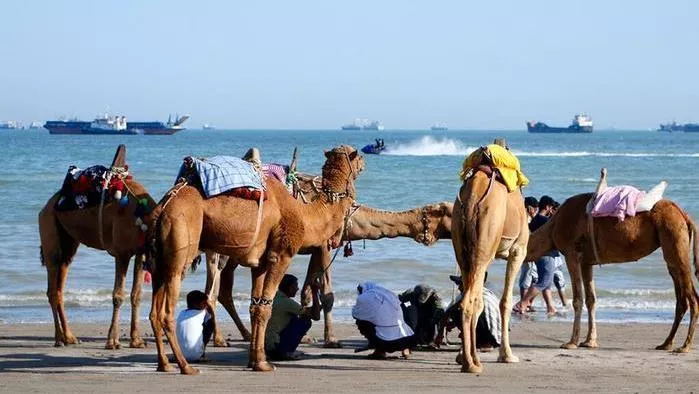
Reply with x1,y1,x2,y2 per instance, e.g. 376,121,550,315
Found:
1,128,698,327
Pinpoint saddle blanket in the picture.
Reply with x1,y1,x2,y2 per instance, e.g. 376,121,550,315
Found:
460,144,529,192
178,156,264,198
262,163,289,184
56,165,115,211
590,181,666,221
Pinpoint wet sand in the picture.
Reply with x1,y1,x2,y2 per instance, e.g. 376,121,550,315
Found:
0,320,697,393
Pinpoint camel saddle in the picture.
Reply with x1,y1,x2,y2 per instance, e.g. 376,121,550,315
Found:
460,144,528,192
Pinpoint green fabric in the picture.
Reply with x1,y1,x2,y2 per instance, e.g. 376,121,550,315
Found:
265,291,303,350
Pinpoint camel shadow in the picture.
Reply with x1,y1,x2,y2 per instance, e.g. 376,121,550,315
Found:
0,352,156,374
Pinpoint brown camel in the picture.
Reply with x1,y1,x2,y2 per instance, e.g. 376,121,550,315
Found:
526,170,699,352
205,200,454,347
451,146,529,373
147,145,364,374
38,145,154,349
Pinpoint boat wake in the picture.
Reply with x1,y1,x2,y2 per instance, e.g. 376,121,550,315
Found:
513,150,699,158
383,136,477,156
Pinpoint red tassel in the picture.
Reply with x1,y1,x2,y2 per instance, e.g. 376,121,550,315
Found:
343,242,354,257
144,271,152,284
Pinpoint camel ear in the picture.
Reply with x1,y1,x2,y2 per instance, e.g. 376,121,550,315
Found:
324,150,332,159
348,150,358,160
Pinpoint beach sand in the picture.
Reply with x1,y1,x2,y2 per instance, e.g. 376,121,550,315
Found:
0,320,697,393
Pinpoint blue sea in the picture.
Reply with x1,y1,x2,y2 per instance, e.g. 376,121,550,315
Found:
1,129,698,326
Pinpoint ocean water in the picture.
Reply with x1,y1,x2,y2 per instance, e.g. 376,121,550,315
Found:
1,129,698,327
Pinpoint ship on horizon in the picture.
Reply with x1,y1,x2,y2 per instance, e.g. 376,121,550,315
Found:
527,114,593,133
430,121,448,131
341,118,385,131
657,121,699,132
44,113,190,135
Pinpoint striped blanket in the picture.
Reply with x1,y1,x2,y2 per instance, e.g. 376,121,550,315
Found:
177,156,264,198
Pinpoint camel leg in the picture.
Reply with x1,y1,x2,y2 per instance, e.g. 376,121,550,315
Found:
251,253,293,372
675,283,698,353
458,268,484,374
204,253,228,347
656,269,684,351
579,264,599,348
129,254,146,348
161,273,199,375
149,278,174,372
219,262,252,341
105,255,131,349
55,259,79,345
303,248,340,347
46,261,65,346
562,253,584,349
498,245,524,363
248,264,267,369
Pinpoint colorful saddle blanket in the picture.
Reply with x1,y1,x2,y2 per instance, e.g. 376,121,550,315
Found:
55,165,126,211
177,156,265,199
590,182,666,221
460,144,529,192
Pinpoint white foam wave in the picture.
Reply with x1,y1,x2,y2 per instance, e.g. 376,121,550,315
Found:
566,177,597,183
383,136,477,156
601,288,675,296
513,151,699,158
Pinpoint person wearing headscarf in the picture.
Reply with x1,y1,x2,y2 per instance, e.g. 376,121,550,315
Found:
352,282,416,359
399,284,445,347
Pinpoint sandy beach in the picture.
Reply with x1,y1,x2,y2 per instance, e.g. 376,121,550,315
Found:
1,320,697,393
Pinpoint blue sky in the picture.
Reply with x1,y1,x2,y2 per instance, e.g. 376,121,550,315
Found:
1,0,697,129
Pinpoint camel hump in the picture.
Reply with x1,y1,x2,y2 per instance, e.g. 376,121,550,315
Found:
111,144,127,168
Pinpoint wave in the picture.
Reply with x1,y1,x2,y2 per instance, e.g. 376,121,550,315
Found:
383,136,477,156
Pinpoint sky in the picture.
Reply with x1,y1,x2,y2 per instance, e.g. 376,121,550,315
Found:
1,0,698,129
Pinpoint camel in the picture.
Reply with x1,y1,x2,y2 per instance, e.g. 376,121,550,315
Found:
38,144,154,349
147,145,364,374
526,169,699,352
451,143,529,373
204,200,454,347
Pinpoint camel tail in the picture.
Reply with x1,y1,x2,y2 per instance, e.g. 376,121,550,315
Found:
145,204,165,279
38,197,77,268
673,202,699,282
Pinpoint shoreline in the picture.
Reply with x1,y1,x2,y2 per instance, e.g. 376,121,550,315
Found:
1,320,697,393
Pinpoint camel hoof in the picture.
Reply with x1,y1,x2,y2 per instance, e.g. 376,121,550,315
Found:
655,343,672,351
54,341,65,347
64,335,80,345
253,361,276,372
561,342,578,349
104,340,121,350
213,337,229,347
156,363,177,373
461,364,483,374
497,354,520,363
324,339,343,348
580,340,599,348
181,365,200,375
672,346,690,354
241,332,253,342
129,338,147,348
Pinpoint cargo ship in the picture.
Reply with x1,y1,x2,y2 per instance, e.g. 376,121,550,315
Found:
657,121,699,132
44,113,189,135
341,118,385,131
527,114,593,133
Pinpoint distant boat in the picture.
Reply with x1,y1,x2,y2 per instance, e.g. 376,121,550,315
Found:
202,123,216,130
341,118,385,131
0,120,20,130
44,113,189,135
430,122,448,131
527,114,593,133
361,139,386,155
657,121,699,132
28,121,42,129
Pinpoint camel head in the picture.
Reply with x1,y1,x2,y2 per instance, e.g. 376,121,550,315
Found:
414,201,454,246
321,145,364,201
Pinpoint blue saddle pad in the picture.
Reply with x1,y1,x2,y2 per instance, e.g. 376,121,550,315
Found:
177,156,264,198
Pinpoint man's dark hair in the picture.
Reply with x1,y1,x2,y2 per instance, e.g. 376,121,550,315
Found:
538,195,555,210
279,274,298,293
552,201,560,209
524,196,538,209
186,290,208,309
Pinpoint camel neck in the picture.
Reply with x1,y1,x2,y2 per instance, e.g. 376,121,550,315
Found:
299,194,353,248
346,206,422,241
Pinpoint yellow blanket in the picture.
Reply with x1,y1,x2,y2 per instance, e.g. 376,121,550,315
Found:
459,144,529,192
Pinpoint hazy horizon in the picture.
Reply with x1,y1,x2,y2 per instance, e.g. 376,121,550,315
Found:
2,1,697,129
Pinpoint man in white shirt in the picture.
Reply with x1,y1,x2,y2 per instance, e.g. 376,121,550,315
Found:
176,290,215,362
352,282,415,359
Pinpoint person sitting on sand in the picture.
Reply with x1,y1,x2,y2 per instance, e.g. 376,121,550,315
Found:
352,282,416,359
399,284,445,347
265,274,321,361
176,290,216,362
435,272,501,352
